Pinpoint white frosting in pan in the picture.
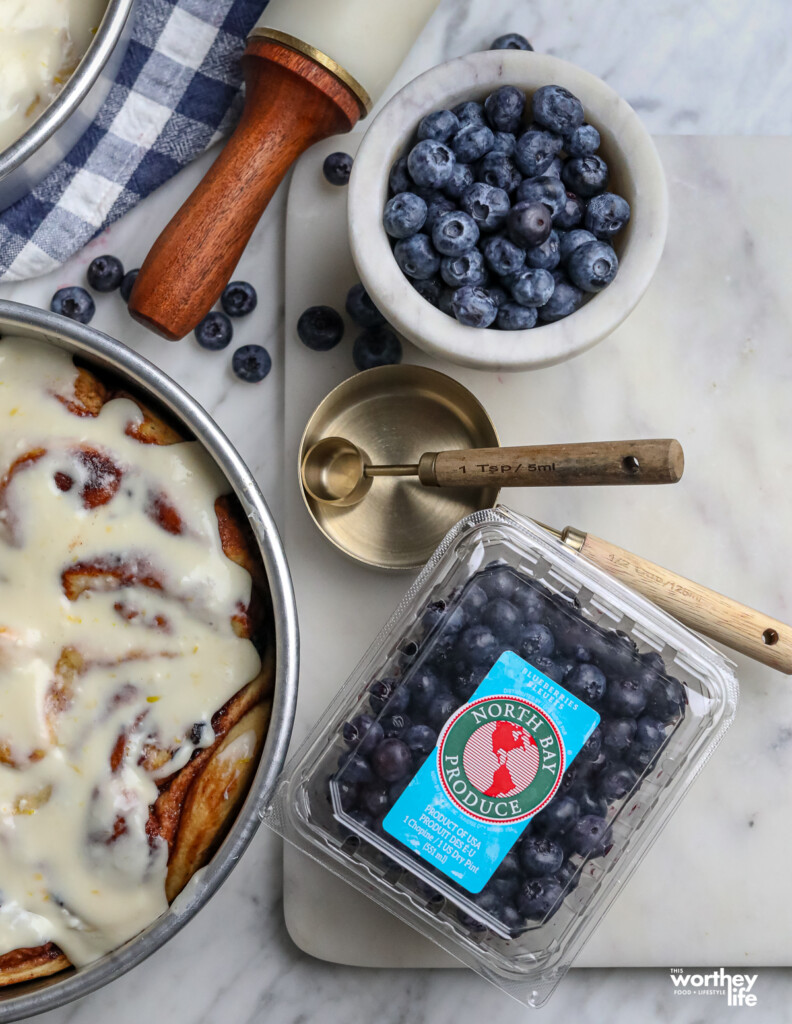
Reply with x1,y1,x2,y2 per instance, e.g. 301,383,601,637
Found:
0,0,108,152
0,337,261,966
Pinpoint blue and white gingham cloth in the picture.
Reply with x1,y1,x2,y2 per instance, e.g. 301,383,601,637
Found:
0,0,269,282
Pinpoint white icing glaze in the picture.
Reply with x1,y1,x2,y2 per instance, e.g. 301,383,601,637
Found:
0,336,261,966
0,0,107,152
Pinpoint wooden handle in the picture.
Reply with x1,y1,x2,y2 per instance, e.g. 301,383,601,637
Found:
128,38,362,341
574,531,792,673
424,439,684,488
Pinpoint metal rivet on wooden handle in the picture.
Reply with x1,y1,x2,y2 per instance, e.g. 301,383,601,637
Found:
567,529,792,674
423,439,684,489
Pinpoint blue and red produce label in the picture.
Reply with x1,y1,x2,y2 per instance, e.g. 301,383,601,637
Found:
383,651,600,893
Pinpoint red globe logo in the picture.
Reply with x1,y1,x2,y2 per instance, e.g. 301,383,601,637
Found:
462,720,540,798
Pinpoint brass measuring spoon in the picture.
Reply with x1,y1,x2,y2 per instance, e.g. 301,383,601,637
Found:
301,436,684,507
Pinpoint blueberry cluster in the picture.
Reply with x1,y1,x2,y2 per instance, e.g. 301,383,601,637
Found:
50,254,139,326
297,282,403,372
383,85,631,330
329,564,685,938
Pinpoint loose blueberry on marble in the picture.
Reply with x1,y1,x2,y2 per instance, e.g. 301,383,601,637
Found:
510,267,555,307
51,286,95,324
346,282,386,327
484,86,526,133
432,210,480,256
417,108,460,143
297,305,344,351
407,139,456,188
352,327,403,371
451,285,498,328
490,32,533,50
383,192,428,239
567,240,619,292
221,280,257,317
394,234,441,280
231,344,271,382
323,151,353,186
87,254,124,292
195,311,233,350
119,269,139,304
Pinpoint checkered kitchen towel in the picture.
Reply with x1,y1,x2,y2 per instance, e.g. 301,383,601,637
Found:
0,0,269,282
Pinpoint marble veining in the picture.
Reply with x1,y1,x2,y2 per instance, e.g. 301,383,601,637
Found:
0,0,790,1020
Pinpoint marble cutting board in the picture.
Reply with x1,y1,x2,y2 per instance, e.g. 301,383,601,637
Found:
281,135,792,968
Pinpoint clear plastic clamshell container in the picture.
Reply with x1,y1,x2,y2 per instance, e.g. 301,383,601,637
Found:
266,509,739,1006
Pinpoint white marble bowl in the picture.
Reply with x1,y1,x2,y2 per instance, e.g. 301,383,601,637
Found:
348,51,669,371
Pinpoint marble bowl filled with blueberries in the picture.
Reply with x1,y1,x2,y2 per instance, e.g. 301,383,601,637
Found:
348,51,668,371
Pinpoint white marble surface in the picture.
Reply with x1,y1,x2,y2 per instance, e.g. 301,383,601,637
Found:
0,0,791,1020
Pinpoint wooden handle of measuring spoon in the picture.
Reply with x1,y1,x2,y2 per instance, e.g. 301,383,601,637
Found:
566,529,792,673
424,439,684,488
128,37,363,341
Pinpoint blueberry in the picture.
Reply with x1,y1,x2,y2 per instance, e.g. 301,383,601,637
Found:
554,192,586,230
383,192,428,238
520,835,564,876
232,344,271,382
641,651,667,673
463,581,491,612
353,327,402,371
565,123,600,157
484,86,526,133
510,267,555,307
532,655,568,683
545,156,564,179
625,744,657,773
554,859,580,890
221,281,257,317
444,162,475,200
297,305,344,351
332,776,359,812
579,728,603,762
516,175,567,219
565,663,606,704
368,677,408,714
344,283,384,328
601,717,637,755
459,182,510,233
482,598,522,642
488,875,520,905
417,109,460,143
598,764,637,802
423,192,458,233
533,795,579,836
526,230,561,271
407,139,456,188
396,232,442,279
451,664,486,701
495,850,521,879
532,85,585,135
389,156,413,195
569,814,612,856
403,723,437,757
585,192,632,239
438,288,456,317
606,677,648,718
537,275,583,321
444,604,469,634
506,204,548,252
453,100,486,128
323,151,353,185
487,284,509,308
511,581,545,621
452,123,495,163
635,716,666,751
576,790,608,819
119,269,139,304
567,240,619,292
476,151,520,193
561,155,609,197
87,254,124,292
452,285,500,328
339,751,374,785
645,676,686,723
519,623,555,660
491,32,533,51
343,714,385,756
427,691,459,731
432,210,480,256
360,784,390,817
480,564,516,599
518,878,563,920
389,778,410,803
50,286,95,324
372,738,412,782
408,666,440,709
194,311,233,350
514,129,563,178
380,712,412,739
491,131,517,156
441,250,487,289
456,624,500,666
558,228,597,263
482,234,525,277
411,276,443,307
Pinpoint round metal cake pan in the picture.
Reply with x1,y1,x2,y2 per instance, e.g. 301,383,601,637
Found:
299,364,500,571
0,299,299,1021
0,0,137,211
